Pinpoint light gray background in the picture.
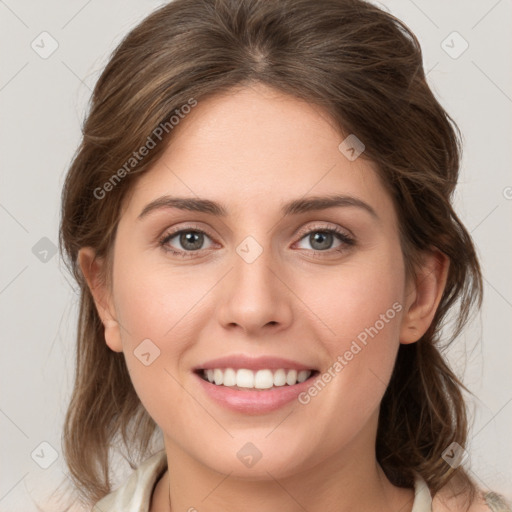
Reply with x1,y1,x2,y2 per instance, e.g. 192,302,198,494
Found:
1,0,511,510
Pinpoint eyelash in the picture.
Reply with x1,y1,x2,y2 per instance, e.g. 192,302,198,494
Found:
158,224,355,259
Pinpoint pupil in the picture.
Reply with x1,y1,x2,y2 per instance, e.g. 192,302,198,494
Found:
181,231,203,250
311,232,332,250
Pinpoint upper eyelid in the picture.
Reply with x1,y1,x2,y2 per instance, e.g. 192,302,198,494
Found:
294,221,353,240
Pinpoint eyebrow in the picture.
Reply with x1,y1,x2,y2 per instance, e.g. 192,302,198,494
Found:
137,194,378,220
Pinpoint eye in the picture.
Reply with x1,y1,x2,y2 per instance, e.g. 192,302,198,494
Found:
159,226,215,258
294,225,355,254
158,223,355,258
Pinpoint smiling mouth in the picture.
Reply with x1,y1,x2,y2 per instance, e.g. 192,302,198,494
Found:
194,368,320,391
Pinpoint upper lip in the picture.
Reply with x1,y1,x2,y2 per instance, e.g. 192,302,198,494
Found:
193,354,317,372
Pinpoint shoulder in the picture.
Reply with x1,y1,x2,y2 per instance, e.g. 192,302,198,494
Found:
432,478,512,512
92,450,168,512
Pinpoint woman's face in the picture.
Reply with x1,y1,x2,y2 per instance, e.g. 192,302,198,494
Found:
90,83,420,479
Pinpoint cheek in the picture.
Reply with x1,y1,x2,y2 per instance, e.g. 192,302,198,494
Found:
108,251,204,412
318,244,405,349
112,254,204,345
300,244,405,414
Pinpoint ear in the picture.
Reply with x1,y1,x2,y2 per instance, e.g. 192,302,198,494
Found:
78,247,123,353
399,249,450,344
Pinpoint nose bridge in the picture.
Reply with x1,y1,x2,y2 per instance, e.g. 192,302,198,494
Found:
217,231,292,331
233,233,279,302
229,209,280,285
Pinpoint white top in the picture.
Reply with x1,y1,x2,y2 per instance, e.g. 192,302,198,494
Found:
93,449,510,512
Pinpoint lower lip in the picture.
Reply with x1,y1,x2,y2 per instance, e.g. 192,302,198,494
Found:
193,371,319,415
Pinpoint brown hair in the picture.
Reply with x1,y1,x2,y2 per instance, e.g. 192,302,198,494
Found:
59,0,483,508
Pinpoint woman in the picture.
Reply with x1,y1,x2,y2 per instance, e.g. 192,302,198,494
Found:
59,0,511,510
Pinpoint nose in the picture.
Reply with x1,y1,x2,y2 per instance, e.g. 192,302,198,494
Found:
216,240,293,336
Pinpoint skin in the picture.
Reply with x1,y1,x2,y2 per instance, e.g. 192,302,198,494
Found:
80,83,453,512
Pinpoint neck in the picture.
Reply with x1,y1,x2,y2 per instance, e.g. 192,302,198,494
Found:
151,412,415,512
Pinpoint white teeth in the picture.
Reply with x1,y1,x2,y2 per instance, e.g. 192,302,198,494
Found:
297,370,310,383
201,368,313,389
236,368,254,388
254,369,274,389
286,369,297,386
223,368,237,386
273,369,287,386
213,368,223,385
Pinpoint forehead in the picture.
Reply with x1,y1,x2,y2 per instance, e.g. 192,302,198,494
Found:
122,84,396,223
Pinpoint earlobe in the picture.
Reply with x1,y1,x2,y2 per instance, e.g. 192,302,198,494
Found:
78,247,123,353
399,250,450,345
